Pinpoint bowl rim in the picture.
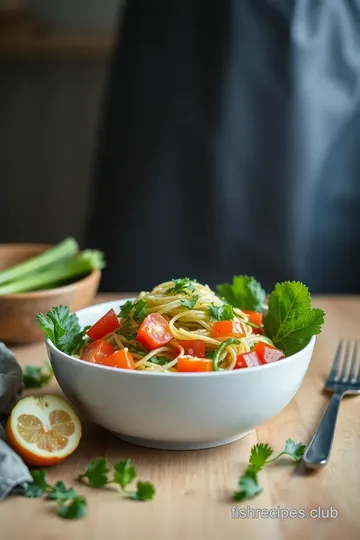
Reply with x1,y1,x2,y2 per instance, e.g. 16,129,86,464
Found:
0,269,101,301
46,297,317,378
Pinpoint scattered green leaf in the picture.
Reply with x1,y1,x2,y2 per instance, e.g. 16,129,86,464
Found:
131,481,156,501
57,496,87,520
234,472,262,501
78,457,109,488
71,326,91,356
47,481,78,501
233,438,305,502
114,459,136,490
22,364,53,389
24,470,50,498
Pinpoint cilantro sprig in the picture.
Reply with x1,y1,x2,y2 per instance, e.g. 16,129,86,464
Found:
78,457,156,501
180,295,199,310
22,363,53,389
117,299,148,324
208,303,234,322
166,278,196,295
24,470,87,520
234,439,305,501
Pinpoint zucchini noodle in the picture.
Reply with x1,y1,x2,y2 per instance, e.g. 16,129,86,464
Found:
80,279,275,372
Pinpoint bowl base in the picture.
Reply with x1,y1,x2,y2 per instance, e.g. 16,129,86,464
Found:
111,430,252,450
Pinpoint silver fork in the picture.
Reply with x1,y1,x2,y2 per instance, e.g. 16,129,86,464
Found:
303,339,360,468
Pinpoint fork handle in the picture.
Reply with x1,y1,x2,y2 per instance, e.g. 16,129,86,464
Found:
303,392,343,468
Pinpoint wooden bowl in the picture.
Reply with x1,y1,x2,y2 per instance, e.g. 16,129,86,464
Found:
0,243,101,344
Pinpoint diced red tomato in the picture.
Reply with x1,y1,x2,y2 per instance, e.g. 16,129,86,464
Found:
242,310,263,327
254,341,285,364
213,320,246,338
86,309,120,340
136,313,172,351
81,339,115,364
243,310,263,333
177,356,213,372
99,348,135,369
235,352,261,369
173,340,205,358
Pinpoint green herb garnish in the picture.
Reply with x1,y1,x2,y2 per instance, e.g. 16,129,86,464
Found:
133,300,148,323
217,275,266,312
118,300,134,319
24,470,86,520
22,363,53,389
78,457,156,501
263,281,325,356
234,439,305,501
149,356,170,366
36,306,82,355
166,278,195,295
180,295,199,310
208,303,234,322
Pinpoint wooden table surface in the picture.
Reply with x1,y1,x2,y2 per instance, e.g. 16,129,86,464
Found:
1,294,360,540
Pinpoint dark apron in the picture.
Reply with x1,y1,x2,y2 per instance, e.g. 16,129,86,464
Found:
86,0,360,293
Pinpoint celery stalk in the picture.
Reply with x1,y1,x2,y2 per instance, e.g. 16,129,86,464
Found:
0,237,79,286
0,250,104,294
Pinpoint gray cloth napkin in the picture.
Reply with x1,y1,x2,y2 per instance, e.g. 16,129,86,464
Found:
0,342,32,501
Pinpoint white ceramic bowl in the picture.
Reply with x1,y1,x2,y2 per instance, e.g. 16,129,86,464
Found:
46,299,316,450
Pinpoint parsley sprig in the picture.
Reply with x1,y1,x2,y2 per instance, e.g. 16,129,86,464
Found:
78,457,156,501
234,439,305,501
24,470,87,520
117,299,148,324
22,363,53,389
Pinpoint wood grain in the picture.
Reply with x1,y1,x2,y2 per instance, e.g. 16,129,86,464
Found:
1,294,360,540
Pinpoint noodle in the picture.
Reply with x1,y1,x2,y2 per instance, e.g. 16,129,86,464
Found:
80,279,275,372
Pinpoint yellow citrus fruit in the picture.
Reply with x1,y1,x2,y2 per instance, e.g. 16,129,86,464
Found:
6,395,82,466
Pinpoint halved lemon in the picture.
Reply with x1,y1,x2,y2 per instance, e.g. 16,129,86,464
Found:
7,395,82,466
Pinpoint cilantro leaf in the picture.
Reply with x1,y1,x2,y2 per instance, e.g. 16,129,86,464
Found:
149,356,170,366
58,496,87,520
263,281,325,356
234,472,262,501
23,364,53,389
131,481,156,501
217,275,266,312
36,306,81,355
180,295,199,310
118,300,134,319
78,457,110,488
114,459,136,490
283,438,305,462
133,300,148,323
166,278,195,295
47,481,78,501
71,326,91,355
24,470,51,498
208,303,234,322
248,443,273,473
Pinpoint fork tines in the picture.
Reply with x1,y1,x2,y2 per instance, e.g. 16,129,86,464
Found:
328,339,360,385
